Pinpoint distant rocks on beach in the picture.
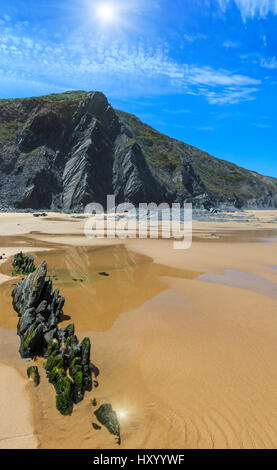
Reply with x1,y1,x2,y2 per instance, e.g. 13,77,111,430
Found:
33,213,48,218
12,252,36,277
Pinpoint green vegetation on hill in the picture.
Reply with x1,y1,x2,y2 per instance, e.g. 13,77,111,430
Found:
38,90,89,103
0,120,21,146
0,90,89,107
116,109,182,171
116,109,277,203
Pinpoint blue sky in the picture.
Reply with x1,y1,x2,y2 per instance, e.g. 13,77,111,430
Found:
0,0,276,176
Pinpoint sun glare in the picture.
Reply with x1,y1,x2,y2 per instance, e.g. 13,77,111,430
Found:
96,3,116,23
118,410,127,419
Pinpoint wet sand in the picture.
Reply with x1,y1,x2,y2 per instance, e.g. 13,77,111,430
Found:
0,362,38,449
1,212,277,448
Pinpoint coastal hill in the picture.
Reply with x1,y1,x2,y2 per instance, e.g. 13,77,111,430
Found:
0,90,276,211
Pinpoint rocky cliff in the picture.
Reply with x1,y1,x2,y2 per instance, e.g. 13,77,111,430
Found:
0,90,276,211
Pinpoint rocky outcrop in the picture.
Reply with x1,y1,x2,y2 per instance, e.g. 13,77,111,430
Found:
117,110,277,210
12,260,64,357
10,252,123,443
11,256,93,416
12,252,36,276
44,332,93,415
1,90,276,211
94,404,121,445
0,91,170,212
44,325,92,413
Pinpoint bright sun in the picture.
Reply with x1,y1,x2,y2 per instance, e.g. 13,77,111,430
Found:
118,410,127,419
96,3,116,23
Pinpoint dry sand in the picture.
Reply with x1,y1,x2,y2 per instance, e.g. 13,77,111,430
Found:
1,211,277,448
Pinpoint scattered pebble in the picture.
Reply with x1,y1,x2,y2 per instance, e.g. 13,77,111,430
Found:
92,422,101,430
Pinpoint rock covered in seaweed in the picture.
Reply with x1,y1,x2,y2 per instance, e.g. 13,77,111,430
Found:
55,376,73,416
20,322,44,357
66,332,92,404
44,332,92,414
11,255,94,417
45,341,73,416
12,252,36,276
81,337,92,392
94,404,121,444
27,365,40,386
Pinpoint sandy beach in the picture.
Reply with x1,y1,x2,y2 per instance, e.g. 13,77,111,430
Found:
0,362,38,449
1,211,277,448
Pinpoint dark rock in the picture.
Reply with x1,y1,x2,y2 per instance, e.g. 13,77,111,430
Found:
36,300,48,317
92,422,101,430
12,258,64,358
12,261,47,314
12,252,36,277
20,322,44,357
81,337,92,391
59,323,75,341
44,328,58,347
33,212,48,217
27,366,40,386
94,404,120,443
12,258,95,416
36,313,45,323
17,308,36,336
12,259,66,358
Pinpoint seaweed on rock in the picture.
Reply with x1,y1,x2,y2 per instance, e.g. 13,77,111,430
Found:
12,252,36,276
94,404,121,445
12,257,93,416
27,365,40,386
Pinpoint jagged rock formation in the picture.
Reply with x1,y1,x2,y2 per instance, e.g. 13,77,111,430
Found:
12,260,64,356
11,256,93,415
1,90,276,211
0,91,170,212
